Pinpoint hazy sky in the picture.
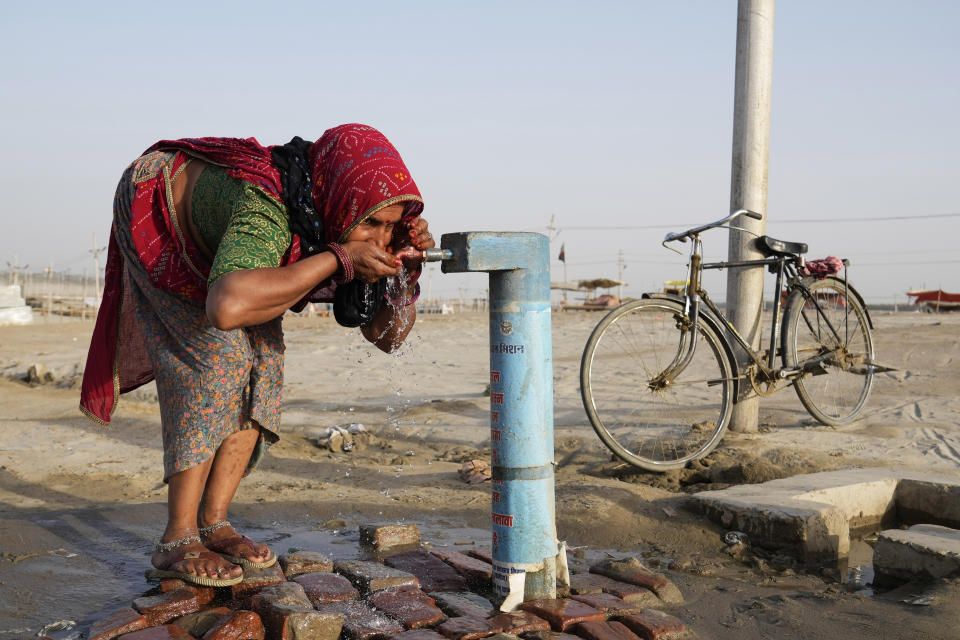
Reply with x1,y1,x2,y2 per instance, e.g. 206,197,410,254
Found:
1,1,957,303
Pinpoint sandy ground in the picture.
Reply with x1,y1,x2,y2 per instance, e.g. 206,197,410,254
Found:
1,309,959,638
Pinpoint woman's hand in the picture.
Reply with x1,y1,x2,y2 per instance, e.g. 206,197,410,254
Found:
406,216,436,250
391,216,435,270
341,241,401,283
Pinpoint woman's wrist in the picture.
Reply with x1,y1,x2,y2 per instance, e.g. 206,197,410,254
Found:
325,243,354,283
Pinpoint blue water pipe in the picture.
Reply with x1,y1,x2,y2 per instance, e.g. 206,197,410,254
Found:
435,232,560,606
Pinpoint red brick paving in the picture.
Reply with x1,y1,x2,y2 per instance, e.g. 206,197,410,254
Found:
279,551,334,578
588,559,683,605
377,584,438,604
335,559,421,593
569,593,643,616
521,632,583,640
517,598,607,631
132,589,202,626
388,630,450,640
589,560,668,591
360,523,422,551
170,607,232,637
201,610,265,640
568,573,656,604
572,620,642,640
432,591,496,619
117,625,196,640
369,587,446,628
486,610,551,634
384,549,470,593
434,615,499,640
82,540,695,640
87,606,148,640
618,611,686,640
248,581,314,610
429,549,493,588
158,579,217,605
316,599,405,639
258,603,343,640
465,549,493,564
293,571,359,604
229,564,286,605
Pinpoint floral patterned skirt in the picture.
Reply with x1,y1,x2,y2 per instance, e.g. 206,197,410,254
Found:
114,153,283,481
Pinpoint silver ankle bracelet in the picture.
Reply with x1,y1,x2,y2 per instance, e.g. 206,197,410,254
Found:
156,535,201,553
198,520,231,536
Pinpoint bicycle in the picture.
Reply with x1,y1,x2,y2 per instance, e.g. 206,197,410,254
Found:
580,209,883,472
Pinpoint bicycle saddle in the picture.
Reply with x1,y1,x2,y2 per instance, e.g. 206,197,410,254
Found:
757,235,808,257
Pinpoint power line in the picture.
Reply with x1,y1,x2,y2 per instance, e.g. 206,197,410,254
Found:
769,212,960,224
851,260,960,267
556,212,960,231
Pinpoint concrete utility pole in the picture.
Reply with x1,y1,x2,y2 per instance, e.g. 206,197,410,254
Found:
617,249,625,301
44,263,53,320
547,215,568,306
82,267,89,320
725,0,775,432
91,233,105,307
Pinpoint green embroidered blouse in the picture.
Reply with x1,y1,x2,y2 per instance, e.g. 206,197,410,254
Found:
191,164,291,286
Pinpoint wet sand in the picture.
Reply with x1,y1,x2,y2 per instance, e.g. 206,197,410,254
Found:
1,310,959,638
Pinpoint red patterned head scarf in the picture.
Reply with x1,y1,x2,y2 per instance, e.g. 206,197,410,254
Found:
148,123,423,257
309,123,424,243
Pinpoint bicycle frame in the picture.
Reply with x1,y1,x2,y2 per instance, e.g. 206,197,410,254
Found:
667,232,854,387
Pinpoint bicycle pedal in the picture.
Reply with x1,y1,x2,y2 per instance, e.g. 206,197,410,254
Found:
854,360,897,374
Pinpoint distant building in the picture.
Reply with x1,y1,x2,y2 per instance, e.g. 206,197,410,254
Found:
0,285,33,326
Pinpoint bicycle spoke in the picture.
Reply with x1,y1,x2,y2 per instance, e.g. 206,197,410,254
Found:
784,278,874,425
580,299,734,469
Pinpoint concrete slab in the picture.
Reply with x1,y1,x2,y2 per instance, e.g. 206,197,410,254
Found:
694,469,960,567
874,524,960,586
895,479,960,528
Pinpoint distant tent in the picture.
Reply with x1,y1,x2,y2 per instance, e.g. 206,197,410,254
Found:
578,278,627,291
906,289,960,312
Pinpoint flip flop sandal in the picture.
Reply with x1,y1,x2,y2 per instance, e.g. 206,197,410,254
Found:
204,534,277,569
145,550,243,587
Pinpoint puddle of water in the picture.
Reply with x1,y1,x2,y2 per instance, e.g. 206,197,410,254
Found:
837,534,878,595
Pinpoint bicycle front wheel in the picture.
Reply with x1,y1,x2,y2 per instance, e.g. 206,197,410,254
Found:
580,299,735,471
782,277,874,425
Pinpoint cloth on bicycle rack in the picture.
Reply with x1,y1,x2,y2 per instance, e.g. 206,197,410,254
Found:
801,256,844,279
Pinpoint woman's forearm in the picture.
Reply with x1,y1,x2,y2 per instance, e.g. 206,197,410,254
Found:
206,252,340,329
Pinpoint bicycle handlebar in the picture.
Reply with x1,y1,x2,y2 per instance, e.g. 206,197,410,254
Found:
663,209,763,244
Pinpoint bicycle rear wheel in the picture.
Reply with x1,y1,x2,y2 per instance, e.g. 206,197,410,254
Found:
782,277,874,425
580,299,735,471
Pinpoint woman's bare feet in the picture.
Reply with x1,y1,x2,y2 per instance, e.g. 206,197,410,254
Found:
199,521,275,568
149,533,243,584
